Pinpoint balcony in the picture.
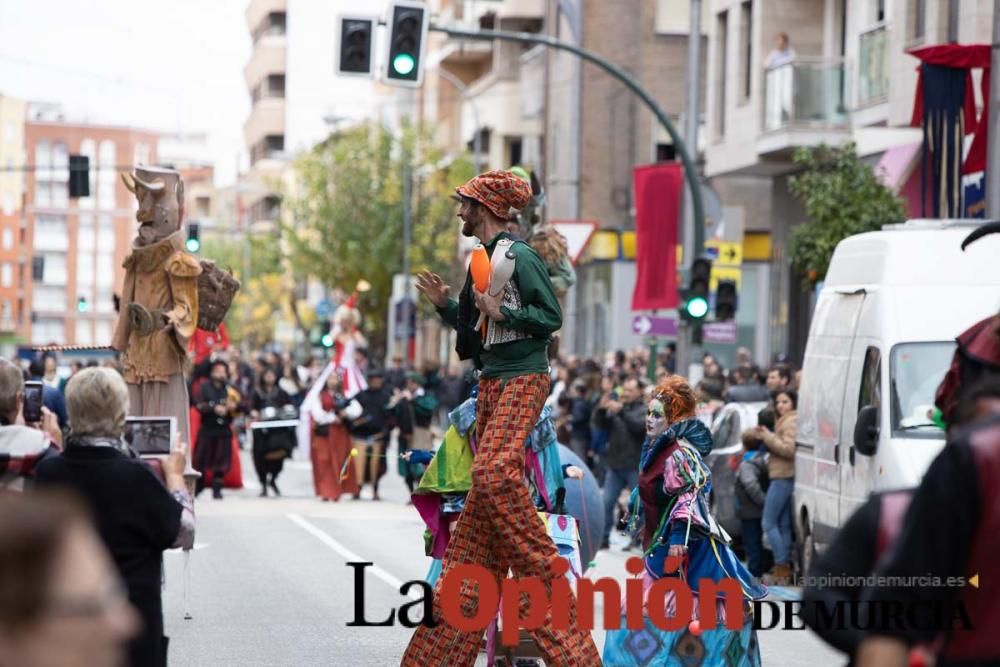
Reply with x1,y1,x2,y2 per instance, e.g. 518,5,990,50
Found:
758,58,850,158
858,23,889,107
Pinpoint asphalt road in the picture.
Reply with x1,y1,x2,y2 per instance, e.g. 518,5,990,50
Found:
163,448,844,666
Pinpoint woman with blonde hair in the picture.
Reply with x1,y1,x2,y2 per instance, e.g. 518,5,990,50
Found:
603,375,766,667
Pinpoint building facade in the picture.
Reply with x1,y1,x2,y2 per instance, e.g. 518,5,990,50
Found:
704,0,995,362
0,95,26,340
24,103,157,345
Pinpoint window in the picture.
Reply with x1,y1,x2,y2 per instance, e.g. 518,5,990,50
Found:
96,252,115,287
33,286,66,311
946,0,958,43
134,143,150,168
75,320,93,346
95,286,113,314
890,342,954,437
34,140,51,208
858,346,881,412
78,215,95,251
1,300,10,321
1,229,11,250
39,253,67,285
740,2,753,101
77,249,95,298
31,318,65,345
94,319,112,343
0,263,10,287
34,216,68,252
715,11,729,137
98,140,116,209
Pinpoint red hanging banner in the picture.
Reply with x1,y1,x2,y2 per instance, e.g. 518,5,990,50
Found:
631,163,681,311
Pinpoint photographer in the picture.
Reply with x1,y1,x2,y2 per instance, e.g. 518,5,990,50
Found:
0,358,61,491
35,367,193,667
193,360,236,500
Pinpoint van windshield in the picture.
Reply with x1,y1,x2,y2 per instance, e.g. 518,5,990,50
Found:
890,342,956,438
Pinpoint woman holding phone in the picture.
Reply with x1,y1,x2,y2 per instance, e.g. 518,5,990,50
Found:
35,367,194,667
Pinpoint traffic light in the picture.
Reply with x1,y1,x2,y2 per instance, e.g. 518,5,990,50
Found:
320,321,334,348
185,222,200,253
385,1,427,85
76,296,88,313
337,16,374,76
716,279,738,321
68,155,89,198
681,257,712,322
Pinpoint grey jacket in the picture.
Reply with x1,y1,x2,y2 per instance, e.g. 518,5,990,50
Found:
735,450,769,519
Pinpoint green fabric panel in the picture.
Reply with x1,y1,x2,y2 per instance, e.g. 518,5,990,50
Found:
417,425,473,494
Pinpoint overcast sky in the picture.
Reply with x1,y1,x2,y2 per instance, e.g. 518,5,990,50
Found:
0,0,378,187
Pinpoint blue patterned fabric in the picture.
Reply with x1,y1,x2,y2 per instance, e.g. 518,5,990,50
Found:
603,613,761,667
640,420,714,471
526,404,557,452
448,397,478,436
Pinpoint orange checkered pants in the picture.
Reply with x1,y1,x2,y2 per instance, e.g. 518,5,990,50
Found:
401,374,600,667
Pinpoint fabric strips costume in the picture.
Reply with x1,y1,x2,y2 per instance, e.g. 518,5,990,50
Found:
402,170,599,666
603,385,767,667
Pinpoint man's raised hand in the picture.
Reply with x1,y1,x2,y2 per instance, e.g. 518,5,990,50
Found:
415,271,451,309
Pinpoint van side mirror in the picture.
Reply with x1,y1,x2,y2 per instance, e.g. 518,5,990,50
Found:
854,405,879,456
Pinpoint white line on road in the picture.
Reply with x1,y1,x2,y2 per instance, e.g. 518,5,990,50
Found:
286,513,421,600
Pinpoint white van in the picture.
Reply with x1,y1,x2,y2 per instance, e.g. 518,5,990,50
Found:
793,220,1000,574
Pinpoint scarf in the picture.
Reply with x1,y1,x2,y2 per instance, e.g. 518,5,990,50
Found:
638,417,713,471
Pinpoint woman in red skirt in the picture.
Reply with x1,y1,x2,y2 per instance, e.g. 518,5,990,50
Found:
310,371,362,501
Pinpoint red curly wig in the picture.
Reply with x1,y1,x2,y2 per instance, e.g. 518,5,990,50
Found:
652,375,698,424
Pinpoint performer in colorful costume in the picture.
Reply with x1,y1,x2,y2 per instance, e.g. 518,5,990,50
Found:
112,166,201,447
604,375,767,667
404,170,600,665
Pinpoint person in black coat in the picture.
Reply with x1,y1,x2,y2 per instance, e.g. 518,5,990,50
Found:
250,367,292,496
35,367,194,667
193,359,236,499
350,368,392,500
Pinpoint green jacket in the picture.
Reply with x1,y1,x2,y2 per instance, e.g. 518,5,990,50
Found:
437,231,561,379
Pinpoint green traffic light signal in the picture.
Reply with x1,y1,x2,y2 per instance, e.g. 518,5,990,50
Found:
321,333,334,348
185,238,200,253
392,53,415,76
684,296,709,320
76,297,88,313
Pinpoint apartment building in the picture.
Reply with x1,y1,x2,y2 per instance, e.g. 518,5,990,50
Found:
704,0,994,361
0,95,26,340
24,103,157,345
543,0,707,357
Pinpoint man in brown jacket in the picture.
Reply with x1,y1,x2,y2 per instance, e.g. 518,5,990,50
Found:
111,166,201,446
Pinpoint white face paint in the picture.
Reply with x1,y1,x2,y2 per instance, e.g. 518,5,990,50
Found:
646,398,668,437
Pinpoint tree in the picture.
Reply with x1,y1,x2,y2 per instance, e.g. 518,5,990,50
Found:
787,142,905,285
283,122,474,355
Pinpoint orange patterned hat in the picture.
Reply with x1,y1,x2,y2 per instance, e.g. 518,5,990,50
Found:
454,170,533,221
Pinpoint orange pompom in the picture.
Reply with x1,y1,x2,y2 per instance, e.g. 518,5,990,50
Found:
470,245,490,293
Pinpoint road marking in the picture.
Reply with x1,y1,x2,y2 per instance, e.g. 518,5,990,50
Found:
287,513,421,600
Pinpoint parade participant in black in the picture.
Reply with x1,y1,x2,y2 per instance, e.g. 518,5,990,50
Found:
350,367,392,500
193,359,235,499
250,367,292,496
857,411,1000,666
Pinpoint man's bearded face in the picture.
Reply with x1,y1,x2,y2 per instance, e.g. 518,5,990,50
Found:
458,198,481,238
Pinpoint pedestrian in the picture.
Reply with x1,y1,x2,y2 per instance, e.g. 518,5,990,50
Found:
384,354,406,392
736,409,773,578
350,368,392,500
28,358,68,432
404,169,599,665
309,371,361,502
0,491,140,667
41,355,60,389
35,367,194,667
603,375,766,665
857,413,1000,666
250,367,293,496
765,364,792,396
726,364,771,403
192,359,236,499
391,372,439,494
568,378,594,463
0,359,61,491
592,377,646,549
755,389,797,585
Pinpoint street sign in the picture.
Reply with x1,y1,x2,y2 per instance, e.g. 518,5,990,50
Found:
632,315,678,337
316,299,335,319
394,297,416,339
703,321,738,344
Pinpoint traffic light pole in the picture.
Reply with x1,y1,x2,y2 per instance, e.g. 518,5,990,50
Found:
429,24,706,377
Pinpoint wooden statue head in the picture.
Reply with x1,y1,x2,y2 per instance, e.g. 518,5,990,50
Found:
121,166,185,247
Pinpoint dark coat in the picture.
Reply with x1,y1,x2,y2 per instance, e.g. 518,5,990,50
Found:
592,399,646,470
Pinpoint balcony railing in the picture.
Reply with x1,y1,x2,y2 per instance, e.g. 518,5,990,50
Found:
858,23,889,106
763,57,848,132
